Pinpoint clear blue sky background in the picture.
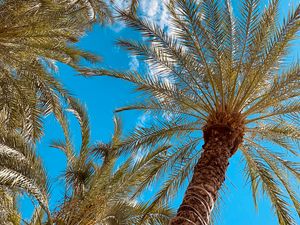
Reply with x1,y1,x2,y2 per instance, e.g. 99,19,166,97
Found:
19,0,300,224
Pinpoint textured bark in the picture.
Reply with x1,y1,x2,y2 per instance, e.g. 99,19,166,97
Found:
170,124,243,225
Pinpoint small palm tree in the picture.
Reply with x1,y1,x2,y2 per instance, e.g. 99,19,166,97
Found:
83,0,300,224
52,99,173,225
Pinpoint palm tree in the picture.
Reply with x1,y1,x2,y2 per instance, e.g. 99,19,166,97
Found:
82,0,300,224
0,0,138,222
0,56,73,224
52,99,173,225
0,0,103,218
0,0,100,131
0,0,104,146
0,0,110,135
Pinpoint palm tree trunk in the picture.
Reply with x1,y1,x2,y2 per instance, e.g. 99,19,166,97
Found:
170,124,243,225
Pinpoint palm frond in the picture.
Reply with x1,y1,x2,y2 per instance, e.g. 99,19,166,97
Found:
241,147,296,225
0,168,51,221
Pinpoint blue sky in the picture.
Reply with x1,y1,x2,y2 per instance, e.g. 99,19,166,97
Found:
19,0,300,224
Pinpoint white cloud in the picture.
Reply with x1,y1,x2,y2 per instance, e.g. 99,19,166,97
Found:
139,1,178,122
141,0,159,17
136,111,150,127
158,0,171,30
108,0,130,32
129,55,139,71
140,0,171,30
110,20,126,33
113,0,131,10
111,0,172,33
